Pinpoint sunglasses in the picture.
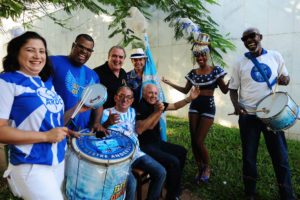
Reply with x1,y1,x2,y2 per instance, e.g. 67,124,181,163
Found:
74,42,94,53
241,32,260,42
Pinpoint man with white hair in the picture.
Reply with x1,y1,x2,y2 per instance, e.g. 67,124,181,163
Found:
136,83,200,200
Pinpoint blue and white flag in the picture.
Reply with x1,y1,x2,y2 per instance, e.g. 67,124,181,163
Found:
140,34,167,141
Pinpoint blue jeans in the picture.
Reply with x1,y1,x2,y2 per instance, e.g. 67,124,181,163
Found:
141,141,187,200
239,114,294,199
125,154,166,200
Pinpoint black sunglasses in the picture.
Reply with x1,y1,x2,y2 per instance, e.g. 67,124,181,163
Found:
74,42,94,53
241,32,260,42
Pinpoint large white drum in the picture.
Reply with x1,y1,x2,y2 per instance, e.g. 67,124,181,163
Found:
256,92,299,131
65,129,135,200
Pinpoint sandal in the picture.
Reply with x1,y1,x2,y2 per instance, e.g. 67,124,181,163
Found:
200,169,210,182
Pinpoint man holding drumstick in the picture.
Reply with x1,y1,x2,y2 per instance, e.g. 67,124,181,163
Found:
229,27,294,200
51,34,105,133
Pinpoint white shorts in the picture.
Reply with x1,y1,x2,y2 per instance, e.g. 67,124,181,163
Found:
3,161,65,200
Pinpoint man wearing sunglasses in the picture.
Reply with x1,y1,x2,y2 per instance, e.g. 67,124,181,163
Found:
51,34,106,133
229,28,294,199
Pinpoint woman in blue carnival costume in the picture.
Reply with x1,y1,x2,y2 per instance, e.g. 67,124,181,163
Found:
162,33,229,183
0,31,77,199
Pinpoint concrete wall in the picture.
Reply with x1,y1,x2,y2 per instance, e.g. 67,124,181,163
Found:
1,0,300,139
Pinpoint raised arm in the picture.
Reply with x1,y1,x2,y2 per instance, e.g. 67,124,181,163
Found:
162,76,192,94
135,102,164,134
167,86,200,110
101,108,120,129
63,102,92,126
217,78,230,94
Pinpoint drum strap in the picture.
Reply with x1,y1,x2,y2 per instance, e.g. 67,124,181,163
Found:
245,52,277,91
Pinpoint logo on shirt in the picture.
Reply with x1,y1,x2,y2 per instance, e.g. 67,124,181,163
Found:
37,87,64,113
250,63,272,82
65,70,95,97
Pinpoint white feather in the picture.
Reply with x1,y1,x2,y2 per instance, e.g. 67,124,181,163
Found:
176,17,201,40
126,7,148,36
9,27,25,38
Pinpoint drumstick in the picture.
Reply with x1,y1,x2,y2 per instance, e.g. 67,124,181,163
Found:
79,133,96,136
266,63,285,113
72,88,92,118
272,62,284,99
65,88,92,127
228,109,269,115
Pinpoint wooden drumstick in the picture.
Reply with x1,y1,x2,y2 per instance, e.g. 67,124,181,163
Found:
228,109,269,115
272,62,284,99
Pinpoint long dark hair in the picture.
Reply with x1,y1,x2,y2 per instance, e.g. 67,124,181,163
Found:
2,31,54,81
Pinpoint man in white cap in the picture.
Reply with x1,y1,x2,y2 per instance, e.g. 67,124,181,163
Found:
126,48,147,108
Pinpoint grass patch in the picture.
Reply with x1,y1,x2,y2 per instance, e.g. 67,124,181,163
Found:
167,115,300,199
1,115,299,199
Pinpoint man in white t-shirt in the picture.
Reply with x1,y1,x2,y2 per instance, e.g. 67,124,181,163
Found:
101,86,166,200
229,27,294,200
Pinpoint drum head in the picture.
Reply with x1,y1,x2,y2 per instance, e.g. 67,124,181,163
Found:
256,92,288,118
72,129,135,165
81,84,107,108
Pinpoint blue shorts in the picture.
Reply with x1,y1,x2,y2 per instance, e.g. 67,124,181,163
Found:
189,95,215,119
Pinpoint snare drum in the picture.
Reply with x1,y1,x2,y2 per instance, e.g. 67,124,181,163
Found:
81,83,107,108
256,92,299,131
65,129,135,200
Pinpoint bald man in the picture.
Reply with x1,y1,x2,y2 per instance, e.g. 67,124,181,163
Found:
135,84,200,200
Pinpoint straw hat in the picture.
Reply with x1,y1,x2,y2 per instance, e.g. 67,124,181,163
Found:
130,48,147,59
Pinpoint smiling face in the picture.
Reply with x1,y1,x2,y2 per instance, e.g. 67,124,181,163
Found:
114,87,134,112
142,84,159,105
131,58,146,72
242,28,262,54
108,47,125,72
18,39,46,77
195,52,208,67
69,36,94,66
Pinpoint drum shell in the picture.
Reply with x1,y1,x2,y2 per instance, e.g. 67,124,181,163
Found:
65,130,135,200
256,92,299,131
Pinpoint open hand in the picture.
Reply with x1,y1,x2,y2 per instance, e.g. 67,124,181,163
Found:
189,86,200,101
90,123,110,136
161,76,171,85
